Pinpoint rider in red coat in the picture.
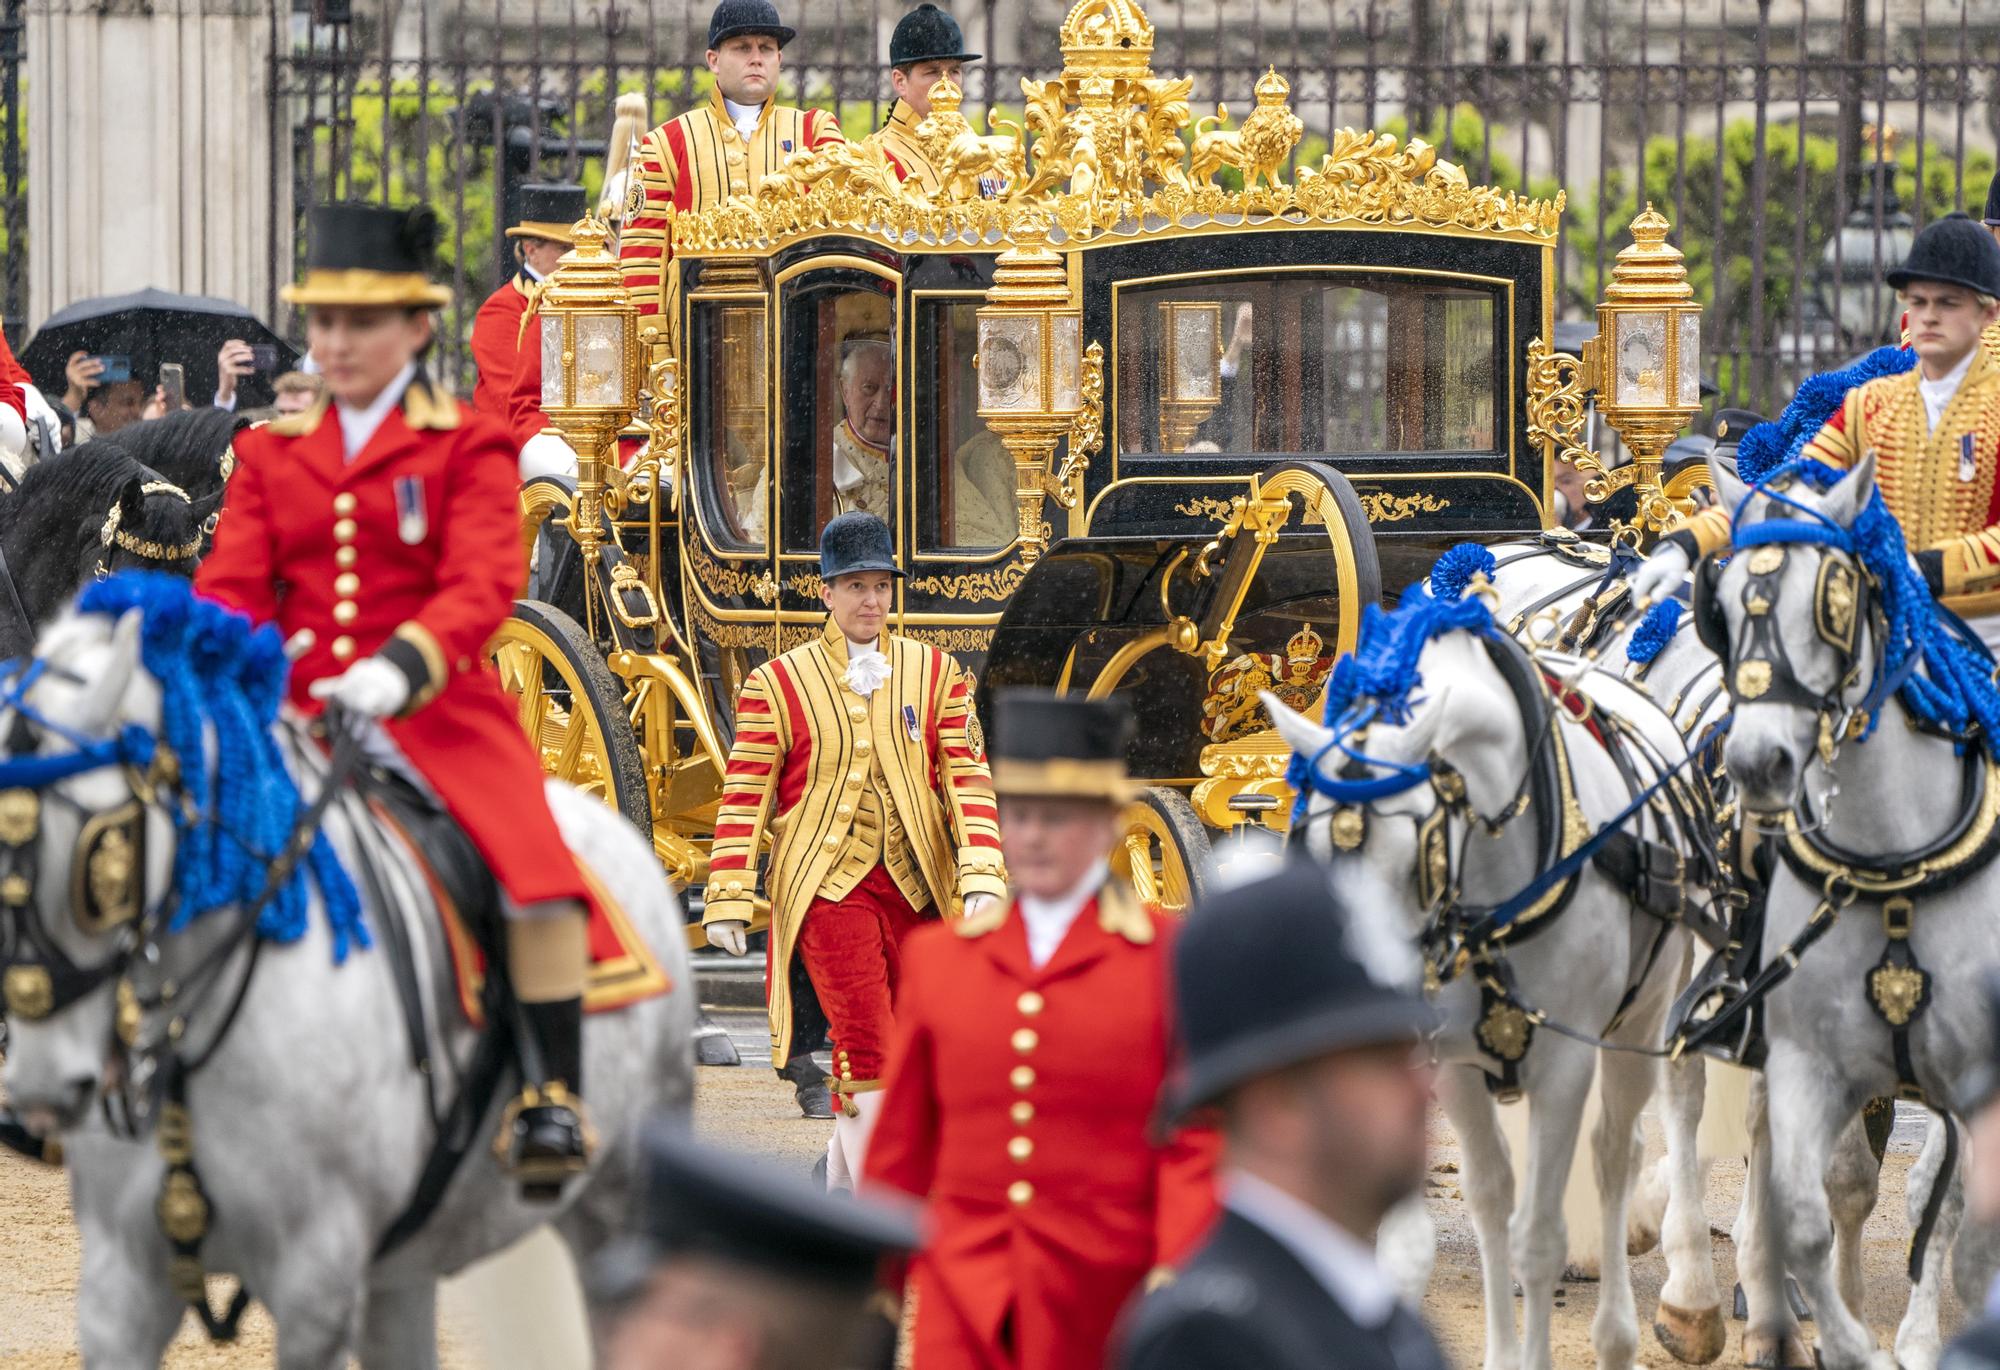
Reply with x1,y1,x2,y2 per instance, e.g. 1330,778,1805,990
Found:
470,183,582,421
865,692,1218,1370
196,202,594,1196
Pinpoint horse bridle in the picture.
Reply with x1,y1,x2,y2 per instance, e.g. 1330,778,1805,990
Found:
94,481,205,580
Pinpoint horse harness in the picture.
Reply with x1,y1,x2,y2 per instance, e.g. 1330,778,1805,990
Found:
1306,631,1724,1099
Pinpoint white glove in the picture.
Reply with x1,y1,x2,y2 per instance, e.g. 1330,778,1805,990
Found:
707,919,749,956
1630,541,1692,607
307,656,410,719
963,894,998,918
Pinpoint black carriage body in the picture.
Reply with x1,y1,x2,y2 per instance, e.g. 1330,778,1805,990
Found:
671,223,1555,754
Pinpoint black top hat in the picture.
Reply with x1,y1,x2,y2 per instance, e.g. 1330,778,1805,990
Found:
594,1122,920,1303
283,203,452,309
890,3,981,67
507,183,588,244
819,511,902,582
708,0,795,49
1984,168,2000,228
1884,213,2000,298
989,689,1132,802
1162,859,1438,1122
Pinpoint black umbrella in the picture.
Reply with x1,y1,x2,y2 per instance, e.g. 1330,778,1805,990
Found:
20,288,299,412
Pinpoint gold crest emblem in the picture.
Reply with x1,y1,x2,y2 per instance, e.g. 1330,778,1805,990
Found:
1734,660,1773,699
3,963,54,1019
157,1171,210,1246
1746,546,1786,576
1329,807,1365,851
966,708,986,763
1869,963,1927,1027
1477,1002,1532,1061
0,788,39,845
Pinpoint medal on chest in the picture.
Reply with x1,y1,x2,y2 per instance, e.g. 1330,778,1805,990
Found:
903,704,921,743
1960,432,1977,484
394,474,428,544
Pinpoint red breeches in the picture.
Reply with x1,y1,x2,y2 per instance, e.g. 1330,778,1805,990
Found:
793,864,929,1080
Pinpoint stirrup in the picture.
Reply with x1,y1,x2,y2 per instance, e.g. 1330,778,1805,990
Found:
494,1082,596,1202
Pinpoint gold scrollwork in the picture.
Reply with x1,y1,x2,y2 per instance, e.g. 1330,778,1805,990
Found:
689,603,777,652
787,572,825,598
1525,335,1603,497
1870,963,1927,1028
900,626,997,653
1047,341,1105,511
685,539,780,604
1356,491,1451,524
909,563,1028,602
1173,496,1236,522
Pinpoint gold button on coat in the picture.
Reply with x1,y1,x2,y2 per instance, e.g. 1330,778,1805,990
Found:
1011,1028,1038,1054
335,546,358,568
334,572,360,595
1007,1180,1033,1206
1008,1136,1033,1162
837,804,853,818
333,519,357,542
849,705,866,720
854,739,871,755
1016,991,1045,1016
333,601,358,625
331,636,356,661
332,492,357,515
823,835,839,849
1009,1065,1035,1090
1010,1100,1034,1125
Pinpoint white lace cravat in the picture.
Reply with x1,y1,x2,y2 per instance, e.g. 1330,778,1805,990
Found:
845,638,891,697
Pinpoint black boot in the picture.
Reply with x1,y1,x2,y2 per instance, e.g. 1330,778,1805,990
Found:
497,997,594,1202
778,1053,835,1119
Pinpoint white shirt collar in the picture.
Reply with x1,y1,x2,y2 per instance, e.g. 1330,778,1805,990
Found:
843,634,891,697
334,361,418,463
1017,860,1108,969
1919,346,1977,432
722,97,762,139
1225,1170,1400,1329
522,262,545,282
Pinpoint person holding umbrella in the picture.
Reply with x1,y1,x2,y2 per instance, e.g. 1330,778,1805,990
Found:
195,201,602,1195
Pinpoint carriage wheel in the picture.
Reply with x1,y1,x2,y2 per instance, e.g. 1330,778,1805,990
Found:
489,598,654,844
1113,787,1212,913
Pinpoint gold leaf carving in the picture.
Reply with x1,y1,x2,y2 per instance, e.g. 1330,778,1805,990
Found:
1356,491,1451,524
909,563,1027,602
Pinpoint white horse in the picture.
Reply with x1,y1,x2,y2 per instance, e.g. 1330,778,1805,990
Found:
1694,450,2000,1370
1268,580,1710,1370
0,596,696,1367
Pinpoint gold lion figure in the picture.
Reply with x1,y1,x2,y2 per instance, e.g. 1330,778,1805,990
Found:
1189,67,1304,191
915,77,1025,200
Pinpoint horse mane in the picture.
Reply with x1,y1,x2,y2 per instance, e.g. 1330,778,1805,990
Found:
101,407,247,507
67,572,366,957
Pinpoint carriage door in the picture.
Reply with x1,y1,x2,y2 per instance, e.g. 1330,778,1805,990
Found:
683,261,776,736
773,251,903,640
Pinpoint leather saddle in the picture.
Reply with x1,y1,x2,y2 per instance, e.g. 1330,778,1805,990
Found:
354,766,502,963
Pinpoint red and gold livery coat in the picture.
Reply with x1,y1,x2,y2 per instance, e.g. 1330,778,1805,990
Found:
194,377,586,910
702,622,1005,1065
1675,342,2000,616
617,93,846,322
868,99,943,195
865,881,1220,1370
469,273,534,420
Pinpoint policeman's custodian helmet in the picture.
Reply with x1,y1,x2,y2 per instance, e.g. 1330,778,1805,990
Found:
283,203,453,309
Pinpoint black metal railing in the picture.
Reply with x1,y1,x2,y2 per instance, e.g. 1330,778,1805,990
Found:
268,0,2000,415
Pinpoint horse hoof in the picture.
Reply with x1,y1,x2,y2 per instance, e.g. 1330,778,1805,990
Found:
1654,1302,1727,1365
692,1010,742,1067
1742,1333,1812,1370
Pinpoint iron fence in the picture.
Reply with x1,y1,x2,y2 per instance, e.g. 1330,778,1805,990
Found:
269,0,2000,415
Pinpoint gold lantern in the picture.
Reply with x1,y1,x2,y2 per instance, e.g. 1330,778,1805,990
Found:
1526,204,1704,541
976,216,1085,563
1157,300,1223,452
537,216,643,623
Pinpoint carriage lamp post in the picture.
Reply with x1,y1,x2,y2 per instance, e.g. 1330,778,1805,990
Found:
1578,204,1705,539
539,215,643,625
977,216,1085,564
1156,300,1224,453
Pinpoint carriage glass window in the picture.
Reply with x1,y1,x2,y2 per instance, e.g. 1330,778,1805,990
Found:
778,270,899,555
1114,273,1501,458
917,298,1018,552
690,299,770,551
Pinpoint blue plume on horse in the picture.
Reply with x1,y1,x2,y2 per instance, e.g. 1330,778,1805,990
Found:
1428,542,1498,602
1626,599,1683,666
1727,346,2000,756
74,572,368,958
1283,552,1498,812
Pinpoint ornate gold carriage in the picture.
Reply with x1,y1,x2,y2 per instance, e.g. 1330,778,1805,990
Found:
493,0,1704,937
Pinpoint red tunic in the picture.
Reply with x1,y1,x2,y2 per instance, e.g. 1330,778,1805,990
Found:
505,308,549,448
864,886,1219,1370
470,275,533,419
193,379,587,909
0,324,31,424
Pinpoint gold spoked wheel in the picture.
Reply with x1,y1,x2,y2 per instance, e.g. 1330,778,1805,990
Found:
488,598,654,842
1112,786,1212,913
